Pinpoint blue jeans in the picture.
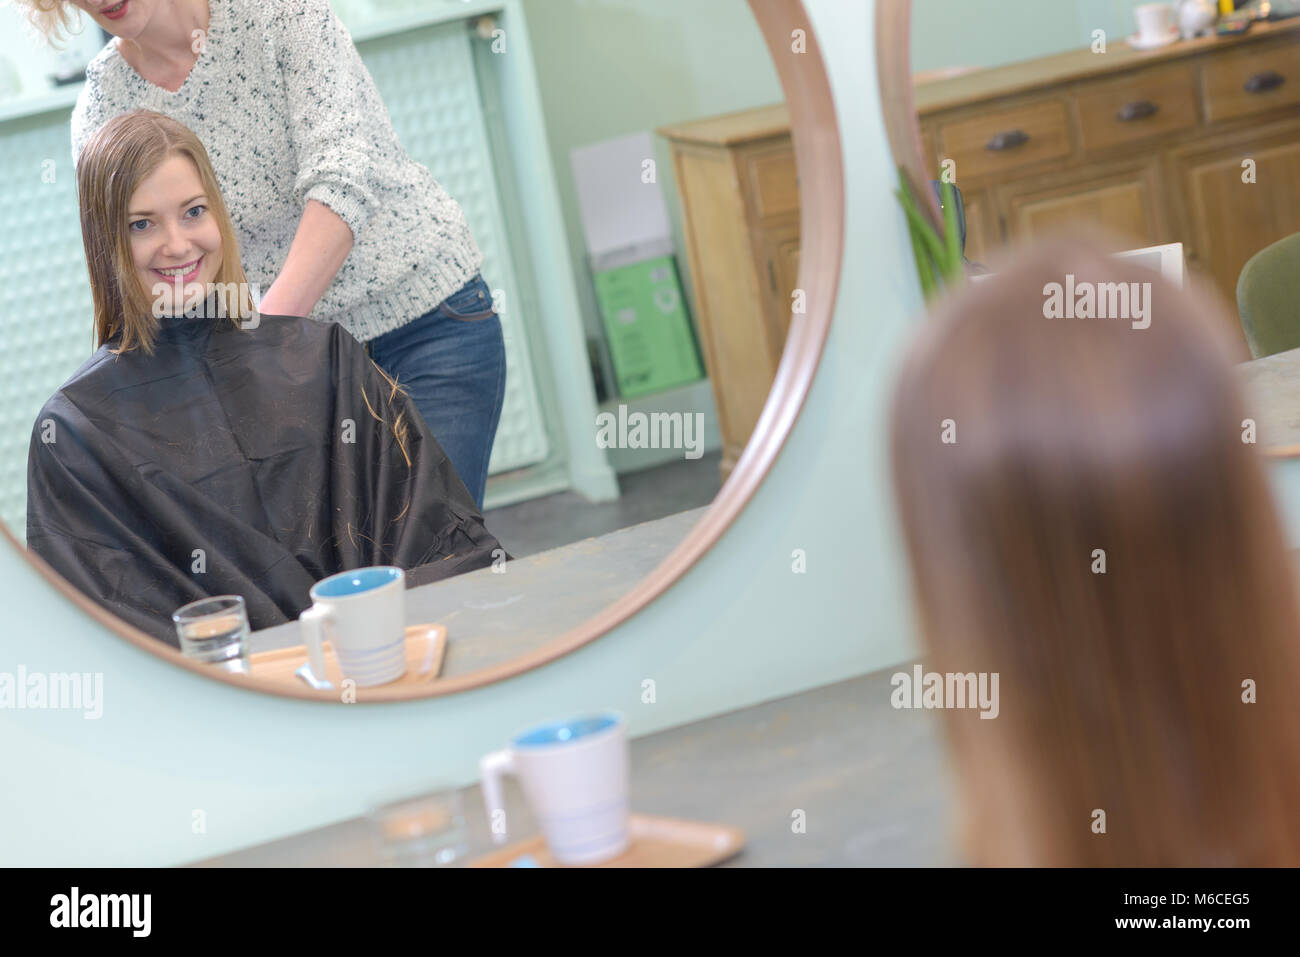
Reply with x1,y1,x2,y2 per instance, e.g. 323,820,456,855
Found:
365,273,506,509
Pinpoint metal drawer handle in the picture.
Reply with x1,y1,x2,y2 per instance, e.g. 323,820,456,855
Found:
1117,99,1159,121
985,129,1030,151
1245,70,1285,93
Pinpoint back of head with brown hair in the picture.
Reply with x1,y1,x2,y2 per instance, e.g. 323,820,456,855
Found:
889,234,1300,865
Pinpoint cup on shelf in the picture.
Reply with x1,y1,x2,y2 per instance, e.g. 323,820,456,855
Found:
480,711,630,865
299,566,407,687
1135,2,1177,46
172,595,250,675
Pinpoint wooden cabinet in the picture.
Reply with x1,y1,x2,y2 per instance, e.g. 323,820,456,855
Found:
998,159,1167,247
1172,119,1300,305
659,105,799,483
915,17,1300,342
959,189,996,264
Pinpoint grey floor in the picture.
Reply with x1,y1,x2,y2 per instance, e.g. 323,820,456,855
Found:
483,451,723,559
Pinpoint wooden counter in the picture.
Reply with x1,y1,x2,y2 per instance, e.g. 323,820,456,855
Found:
1239,346,1300,455
658,105,799,485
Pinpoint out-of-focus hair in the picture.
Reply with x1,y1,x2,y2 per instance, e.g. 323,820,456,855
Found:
11,1,89,51
889,235,1300,865
75,109,252,355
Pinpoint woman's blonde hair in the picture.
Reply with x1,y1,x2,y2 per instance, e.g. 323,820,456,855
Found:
11,1,90,51
889,235,1300,865
76,109,252,354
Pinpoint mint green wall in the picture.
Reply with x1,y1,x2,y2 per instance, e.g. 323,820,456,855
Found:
0,0,922,866
912,0,1169,74
520,0,782,368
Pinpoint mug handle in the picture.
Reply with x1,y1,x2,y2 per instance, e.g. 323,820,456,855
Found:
298,604,332,684
479,749,517,845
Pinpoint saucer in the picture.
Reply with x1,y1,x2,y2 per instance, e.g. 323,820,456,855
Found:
248,623,448,689
468,814,746,868
1128,28,1179,51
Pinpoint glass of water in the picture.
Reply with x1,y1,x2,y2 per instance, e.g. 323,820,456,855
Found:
172,595,250,675
366,788,469,867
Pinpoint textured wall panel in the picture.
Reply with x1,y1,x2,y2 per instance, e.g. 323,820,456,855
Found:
0,119,94,540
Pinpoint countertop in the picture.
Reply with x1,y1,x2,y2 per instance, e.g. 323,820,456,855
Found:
1238,346,1300,456
914,17,1300,115
247,505,707,679
191,665,957,867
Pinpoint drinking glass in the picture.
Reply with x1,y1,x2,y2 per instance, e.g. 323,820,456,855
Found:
172,595,251,675
366,788,469,867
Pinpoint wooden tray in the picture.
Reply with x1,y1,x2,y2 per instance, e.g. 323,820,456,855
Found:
468,814,745,868
247,623,447,689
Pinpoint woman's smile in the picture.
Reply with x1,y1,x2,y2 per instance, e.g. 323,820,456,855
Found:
152,256,203,282
102,2,130,21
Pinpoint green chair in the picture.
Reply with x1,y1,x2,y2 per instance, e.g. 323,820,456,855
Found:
1237,232,1300,359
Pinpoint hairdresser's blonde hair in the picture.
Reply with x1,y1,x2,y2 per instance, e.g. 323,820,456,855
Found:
10,1,90,51
890,235,1300,865
76,109,252,354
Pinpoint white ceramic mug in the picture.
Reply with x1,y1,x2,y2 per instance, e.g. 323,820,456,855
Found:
300,566,407,687
1135,2,1175,44
480,712,629,864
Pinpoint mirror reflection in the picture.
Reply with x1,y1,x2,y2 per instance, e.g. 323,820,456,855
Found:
0,0,793,690
911,0,1300,347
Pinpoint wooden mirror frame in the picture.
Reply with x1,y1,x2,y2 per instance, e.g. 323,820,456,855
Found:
9,0,845,702
876,2,941,229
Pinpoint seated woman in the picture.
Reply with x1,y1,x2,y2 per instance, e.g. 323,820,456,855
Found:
889,236,1300,865
26,110,509,646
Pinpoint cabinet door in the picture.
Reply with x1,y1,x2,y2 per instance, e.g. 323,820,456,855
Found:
959,188,998,264
762,216,801,349
997,158,1167,249
1171,120,1300,309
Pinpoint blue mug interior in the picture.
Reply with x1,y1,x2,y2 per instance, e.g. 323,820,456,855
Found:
514,713,620,748
314,566,402,599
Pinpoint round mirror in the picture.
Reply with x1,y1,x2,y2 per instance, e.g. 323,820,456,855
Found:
6,0,841,700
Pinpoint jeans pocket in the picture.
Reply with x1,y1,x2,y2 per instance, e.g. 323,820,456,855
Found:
439,275,495,321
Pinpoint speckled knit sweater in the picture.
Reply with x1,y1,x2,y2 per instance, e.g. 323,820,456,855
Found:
70,0,484,342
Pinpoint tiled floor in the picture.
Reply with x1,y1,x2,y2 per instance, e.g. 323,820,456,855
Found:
483,451,724,559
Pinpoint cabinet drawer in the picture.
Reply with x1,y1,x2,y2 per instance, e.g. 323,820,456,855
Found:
937,98,1073,181
1204,43,1300,123
1076,65,1200,151
746,147,799,219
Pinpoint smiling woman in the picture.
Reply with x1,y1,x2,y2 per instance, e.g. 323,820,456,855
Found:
26,109,509,644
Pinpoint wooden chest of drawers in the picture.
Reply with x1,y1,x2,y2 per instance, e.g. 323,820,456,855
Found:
659,105,799,483
915,18,1300,338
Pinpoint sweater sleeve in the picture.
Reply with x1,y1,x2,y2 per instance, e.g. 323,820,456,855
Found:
266,0,389,240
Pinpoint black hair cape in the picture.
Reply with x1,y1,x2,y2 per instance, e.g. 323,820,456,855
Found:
25,304,509,647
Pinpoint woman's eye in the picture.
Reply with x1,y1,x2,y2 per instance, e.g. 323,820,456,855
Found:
128,219,149,232
186,205,206,218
